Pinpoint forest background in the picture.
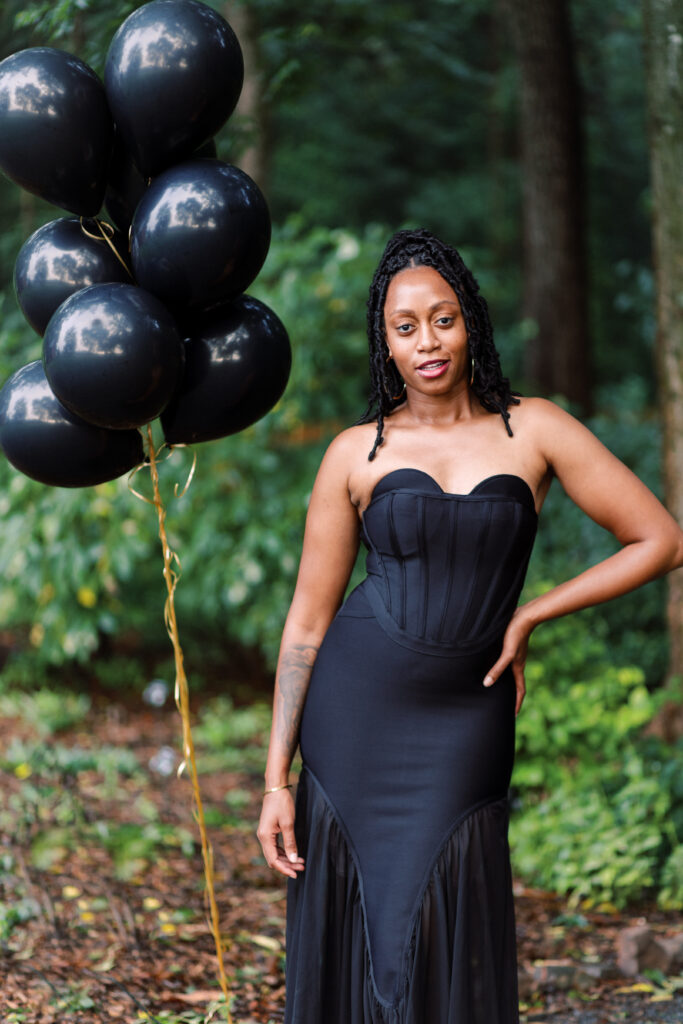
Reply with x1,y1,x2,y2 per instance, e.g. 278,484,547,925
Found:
0,0,682,918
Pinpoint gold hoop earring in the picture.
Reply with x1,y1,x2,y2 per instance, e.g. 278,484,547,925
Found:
392,382,406,400
469,357,475,387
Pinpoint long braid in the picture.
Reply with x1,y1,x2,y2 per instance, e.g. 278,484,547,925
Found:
357,228,520,460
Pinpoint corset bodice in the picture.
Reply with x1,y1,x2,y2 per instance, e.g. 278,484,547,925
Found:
355,468,538,655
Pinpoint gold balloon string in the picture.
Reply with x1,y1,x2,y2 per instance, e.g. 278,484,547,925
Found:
127,442,196,504
79,216,134,280
127,458,154,505
129,426,233,1022
170,444,198,498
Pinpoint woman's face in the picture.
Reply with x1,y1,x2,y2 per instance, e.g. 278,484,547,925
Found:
383,265,469,393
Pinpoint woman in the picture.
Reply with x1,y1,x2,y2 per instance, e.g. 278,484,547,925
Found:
257,228,683,1024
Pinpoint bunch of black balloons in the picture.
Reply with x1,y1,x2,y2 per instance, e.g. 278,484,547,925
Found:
0,0,291,488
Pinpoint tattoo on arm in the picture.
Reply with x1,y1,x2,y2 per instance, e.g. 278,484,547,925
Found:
274,643,319,760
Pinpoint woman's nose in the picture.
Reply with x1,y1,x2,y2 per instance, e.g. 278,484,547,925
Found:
416,324,439,350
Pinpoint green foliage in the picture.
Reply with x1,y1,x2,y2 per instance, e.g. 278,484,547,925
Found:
132,1011,229,1024
98,820,195,881
0,687,90,735
512,747,682,909
193,696,273,772
515,593,658,788
511,599,683,908
91,654,149,693
0,466,156,665
0,650,59,691
5,0,144,72
0,892,40,942
251,218,386,424
1,736,140,780
49,984,96,1013
659,845,683,909
0,733,196,880
527,380,667,687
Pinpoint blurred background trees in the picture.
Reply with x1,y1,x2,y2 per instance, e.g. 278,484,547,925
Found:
1,0,682,907
643,0,683,704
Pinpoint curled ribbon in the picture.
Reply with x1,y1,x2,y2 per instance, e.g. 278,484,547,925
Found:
79,216,134,280
129,425,233,1021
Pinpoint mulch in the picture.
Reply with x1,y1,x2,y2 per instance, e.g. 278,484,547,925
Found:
1,698,682,1023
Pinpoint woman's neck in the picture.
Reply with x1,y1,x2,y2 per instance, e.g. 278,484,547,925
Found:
399,382,478,427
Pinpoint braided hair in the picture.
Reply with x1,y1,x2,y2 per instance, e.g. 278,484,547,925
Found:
358,228,520,460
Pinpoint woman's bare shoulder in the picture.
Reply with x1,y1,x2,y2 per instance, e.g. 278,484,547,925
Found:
511,395,574,425
511,395,625,483
313,423,377,490
322,422,378,464
509,396,586,445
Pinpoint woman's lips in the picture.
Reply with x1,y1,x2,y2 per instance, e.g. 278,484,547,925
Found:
416,359,449,379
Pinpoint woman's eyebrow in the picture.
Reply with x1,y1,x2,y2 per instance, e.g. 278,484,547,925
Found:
388,300,460,317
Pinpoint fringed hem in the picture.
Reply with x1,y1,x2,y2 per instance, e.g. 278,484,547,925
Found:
285,767,519,1024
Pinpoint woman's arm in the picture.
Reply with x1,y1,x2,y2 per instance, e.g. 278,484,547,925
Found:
257,433,361,877
485,399,683,714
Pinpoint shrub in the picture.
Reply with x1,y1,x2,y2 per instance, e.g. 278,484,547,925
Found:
512,596,683,908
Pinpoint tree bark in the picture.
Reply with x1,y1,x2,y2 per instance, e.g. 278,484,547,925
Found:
643,0,683,715
222,2,271,192
503,0,591,409
486,0,511,270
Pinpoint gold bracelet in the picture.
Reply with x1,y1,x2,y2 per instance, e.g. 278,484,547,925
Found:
264,782,293,794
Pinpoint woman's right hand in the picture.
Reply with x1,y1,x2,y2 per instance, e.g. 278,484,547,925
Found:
256,789,305,879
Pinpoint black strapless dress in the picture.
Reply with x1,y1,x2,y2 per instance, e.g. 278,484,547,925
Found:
285,469,538,1024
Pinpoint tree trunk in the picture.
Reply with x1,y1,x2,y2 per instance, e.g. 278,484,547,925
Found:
643,0,683,729
503,0,591,409
486,0,511,270
223,2,271,193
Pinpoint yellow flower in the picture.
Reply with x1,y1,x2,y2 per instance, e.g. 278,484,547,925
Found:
29,623,45,647
62,885,81,900
14,762,32,780
77,586,97,608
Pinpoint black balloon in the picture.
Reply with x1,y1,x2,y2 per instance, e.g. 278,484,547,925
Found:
0,361,143,488
43,283,184,430
0,47,113,216
104,0,243,177
105,134,217,234
161,295,291,444
14,218,131,336
131,159,271,312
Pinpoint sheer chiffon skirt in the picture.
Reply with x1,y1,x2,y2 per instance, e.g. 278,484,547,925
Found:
285,769,518,1024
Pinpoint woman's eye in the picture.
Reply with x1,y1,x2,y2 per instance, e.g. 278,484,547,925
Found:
396,323,413,333
436,316,454,326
